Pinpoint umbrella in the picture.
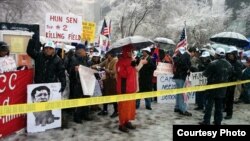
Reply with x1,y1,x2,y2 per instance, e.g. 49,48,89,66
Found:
108,36,154,53
210,32,249,48
154,37,175,45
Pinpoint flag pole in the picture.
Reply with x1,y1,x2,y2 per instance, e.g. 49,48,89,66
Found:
184,21,188,49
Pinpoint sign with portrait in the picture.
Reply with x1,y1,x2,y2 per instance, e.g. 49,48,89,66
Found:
27,83,61,133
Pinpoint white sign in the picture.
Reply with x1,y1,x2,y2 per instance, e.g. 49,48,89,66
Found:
157,74,195,104
27,83,61,133
45,13,82,43
79,65,97,96
157,74,176,103
189,72,207,86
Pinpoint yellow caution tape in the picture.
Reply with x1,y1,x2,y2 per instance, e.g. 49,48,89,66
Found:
0,80,250,116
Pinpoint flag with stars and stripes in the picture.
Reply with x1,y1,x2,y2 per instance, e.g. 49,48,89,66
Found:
174,27,187,55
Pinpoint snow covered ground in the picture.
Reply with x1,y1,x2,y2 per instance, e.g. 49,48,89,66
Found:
3,101,250,141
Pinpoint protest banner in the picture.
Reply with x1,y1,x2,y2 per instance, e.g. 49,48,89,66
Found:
82,21,96,43
27,83,61,133
0,69,33,138
45,13,82,43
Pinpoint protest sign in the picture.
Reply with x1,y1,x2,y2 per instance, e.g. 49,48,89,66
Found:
157,74,195,104
27,83,61,133
189,72,207,86
45,13,82,43
82,21,96,43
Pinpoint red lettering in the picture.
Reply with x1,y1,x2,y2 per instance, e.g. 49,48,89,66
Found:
66,17,78,23
68,33,81,40
50,16,62,22
46,32,65,39
63,25,68,31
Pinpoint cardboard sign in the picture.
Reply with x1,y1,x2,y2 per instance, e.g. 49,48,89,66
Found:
189,72,207,86
45,13,82,43
0,69,33,138
82,21,96,42
27,83,61,133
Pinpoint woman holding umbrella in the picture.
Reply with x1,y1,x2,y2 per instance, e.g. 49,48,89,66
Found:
116,44,137,133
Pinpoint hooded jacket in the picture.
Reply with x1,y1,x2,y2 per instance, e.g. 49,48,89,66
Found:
116,45,137,94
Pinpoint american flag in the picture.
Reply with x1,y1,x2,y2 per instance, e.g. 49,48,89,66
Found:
101,19,109,38
174,27,187,55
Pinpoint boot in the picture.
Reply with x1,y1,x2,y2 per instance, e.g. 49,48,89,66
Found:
119,125,129,133
125,122,136,129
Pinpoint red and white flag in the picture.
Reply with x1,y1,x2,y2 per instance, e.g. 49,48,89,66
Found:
174,25,188,55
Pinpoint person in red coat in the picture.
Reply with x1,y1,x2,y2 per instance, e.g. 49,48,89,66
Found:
116,44,137,133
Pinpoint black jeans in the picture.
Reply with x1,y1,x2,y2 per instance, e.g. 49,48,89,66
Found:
196,90,207,108
225,86,236,116
203,96,224,125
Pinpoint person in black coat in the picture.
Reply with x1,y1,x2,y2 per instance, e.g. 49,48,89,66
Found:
67,43,92,123
172,47,193,116
26,38,66,92
136,47,156,110
194,51,211,111
224,47,243,119
199,47,232,125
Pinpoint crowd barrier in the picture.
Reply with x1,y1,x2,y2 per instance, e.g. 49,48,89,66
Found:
1,80,250,116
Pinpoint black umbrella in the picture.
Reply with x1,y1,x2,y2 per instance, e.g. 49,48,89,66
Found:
210,32,249,48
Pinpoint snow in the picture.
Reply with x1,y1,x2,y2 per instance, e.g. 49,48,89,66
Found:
3,101,250,141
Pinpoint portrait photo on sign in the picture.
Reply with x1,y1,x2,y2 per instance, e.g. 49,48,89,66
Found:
27,83,61,133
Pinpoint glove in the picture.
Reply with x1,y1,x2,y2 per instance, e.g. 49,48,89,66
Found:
59,87,65,93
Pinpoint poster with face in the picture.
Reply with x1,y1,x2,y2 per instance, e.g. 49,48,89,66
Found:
27,83,61,133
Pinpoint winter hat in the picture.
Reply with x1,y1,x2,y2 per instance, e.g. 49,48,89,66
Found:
76,43,86,50
44,41,56,49
200,51,210,58
226,46,238,54
178,47,186,54
141,47,151,55
0,41,9,52
215,47,225,56
92,52,100,57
